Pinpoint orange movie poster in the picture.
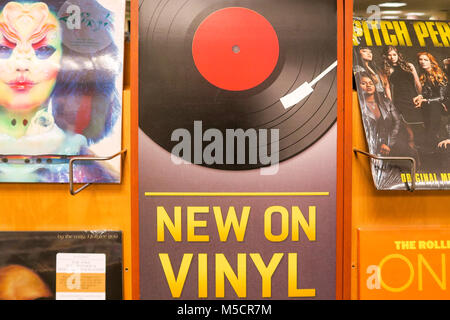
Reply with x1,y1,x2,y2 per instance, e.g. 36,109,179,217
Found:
358,227,450,300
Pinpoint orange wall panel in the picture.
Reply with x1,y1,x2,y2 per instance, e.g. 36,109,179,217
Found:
351,91,450,299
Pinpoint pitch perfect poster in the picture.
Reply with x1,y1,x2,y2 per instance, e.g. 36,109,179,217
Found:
353,18,450,190
0,0,125,183
139,0,338,299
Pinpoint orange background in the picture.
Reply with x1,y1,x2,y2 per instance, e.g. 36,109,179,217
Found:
343,0,450,299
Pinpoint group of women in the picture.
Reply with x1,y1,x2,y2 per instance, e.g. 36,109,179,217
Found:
354,46,450,170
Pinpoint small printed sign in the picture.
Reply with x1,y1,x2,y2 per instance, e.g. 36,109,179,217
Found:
56,253,106,300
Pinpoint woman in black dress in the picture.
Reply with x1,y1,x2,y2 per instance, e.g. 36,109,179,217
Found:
383,47,422,122
414,52,449,148
413,52,450,169
383,46,423,151
356,72,415,159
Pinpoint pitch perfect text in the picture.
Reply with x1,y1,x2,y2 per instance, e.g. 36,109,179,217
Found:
353,20,450,47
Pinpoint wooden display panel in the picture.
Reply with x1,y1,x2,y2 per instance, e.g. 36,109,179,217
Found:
0,0,139,300
351,92,450,299
0,91,134,299
342,0,450,300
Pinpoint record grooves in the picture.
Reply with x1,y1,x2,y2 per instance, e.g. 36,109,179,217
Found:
139,0,337,170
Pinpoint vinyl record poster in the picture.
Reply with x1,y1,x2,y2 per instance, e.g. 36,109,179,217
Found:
0,0,125,183
353,18,450,190
139,0,338,300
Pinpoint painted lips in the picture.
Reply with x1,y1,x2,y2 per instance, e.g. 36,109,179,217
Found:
8,79,35,92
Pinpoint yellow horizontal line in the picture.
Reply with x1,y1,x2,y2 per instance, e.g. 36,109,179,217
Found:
145,192,329,197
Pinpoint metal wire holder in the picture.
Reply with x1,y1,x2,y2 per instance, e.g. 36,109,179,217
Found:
353,148,417,192
69,149,127,195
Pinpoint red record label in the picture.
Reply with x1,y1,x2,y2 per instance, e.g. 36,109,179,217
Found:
192,7,279,91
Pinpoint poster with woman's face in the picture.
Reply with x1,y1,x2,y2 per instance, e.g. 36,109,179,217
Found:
353,18,450,190
0,0,125,183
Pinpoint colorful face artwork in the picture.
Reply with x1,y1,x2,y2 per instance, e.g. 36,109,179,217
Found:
0,0,125,183
0,2,62,113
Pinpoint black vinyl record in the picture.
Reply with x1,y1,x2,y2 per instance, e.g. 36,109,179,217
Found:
139,0,337,170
